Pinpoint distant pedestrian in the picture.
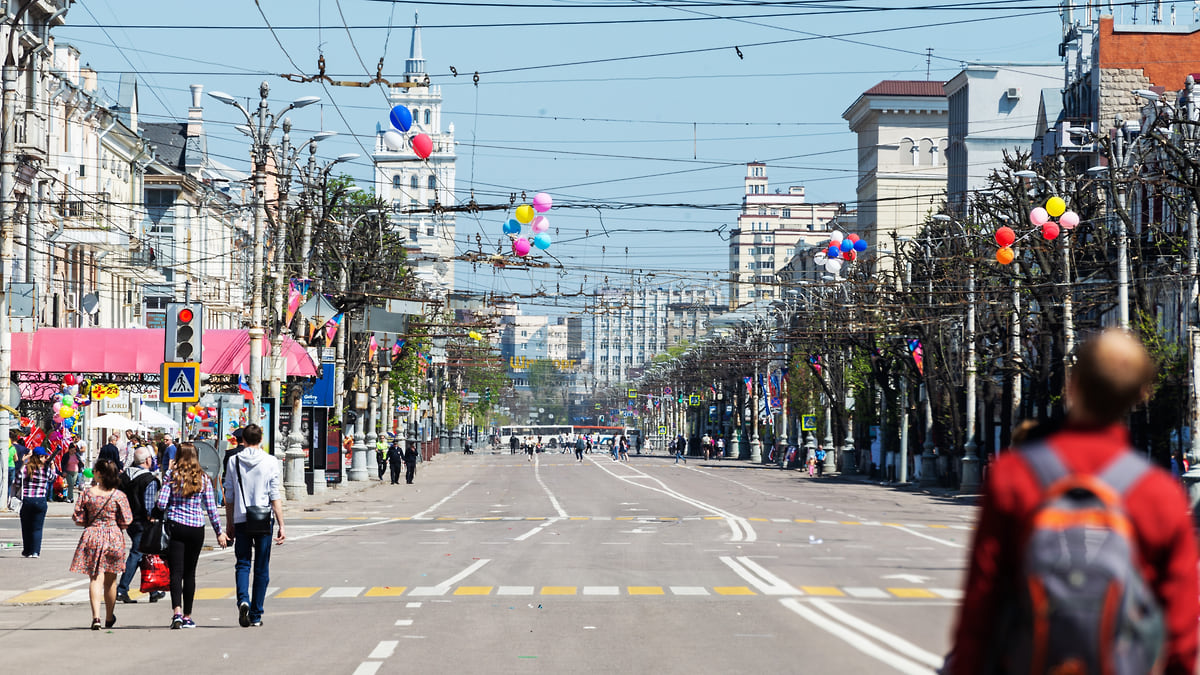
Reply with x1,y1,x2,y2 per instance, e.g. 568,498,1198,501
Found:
116,448,164,605
69,458,131,630
157,443,228,629
674,435,687,464
574,436,585,462
716,436,725,459
17,444,56,558
404,442,418,484
509,435,518,454
387,440,404,485
618,436,630,462
99,433,122,470
376,441,387,481
223,424,284,629
62,443,82,503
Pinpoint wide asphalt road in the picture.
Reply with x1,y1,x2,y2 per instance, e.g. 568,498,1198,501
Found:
0,449,973,674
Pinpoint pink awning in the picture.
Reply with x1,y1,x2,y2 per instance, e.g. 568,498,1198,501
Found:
12,329,319,377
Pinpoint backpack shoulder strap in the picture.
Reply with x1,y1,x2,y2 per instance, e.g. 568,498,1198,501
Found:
1095,450,1152,498
1019,441,1068,490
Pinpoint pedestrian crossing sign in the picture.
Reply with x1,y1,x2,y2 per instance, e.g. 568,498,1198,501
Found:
801,414,817,431
161,362,201,402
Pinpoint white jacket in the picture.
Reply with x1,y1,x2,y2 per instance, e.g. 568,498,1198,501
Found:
222,447,280,524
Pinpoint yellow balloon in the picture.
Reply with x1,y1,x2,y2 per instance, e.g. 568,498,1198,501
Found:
60,406,75,419
1045,196,1066,218
468,331,483,341
515,204,535,224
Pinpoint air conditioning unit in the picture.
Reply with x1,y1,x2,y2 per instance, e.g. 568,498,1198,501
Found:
1006,87,1022,100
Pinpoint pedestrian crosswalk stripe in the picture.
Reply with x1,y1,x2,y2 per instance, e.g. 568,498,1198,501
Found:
453,586,493,595
540,586,576,595
713,586,756,596
58,590,90,603
193,588,235,600
801,586,846,597
844,587,890,599
628,586,664,595
365,586,407,597
276,587,321,598
888,588,938,599
496,586,534,596
582,586,620,596
323,586,365,598
408,587,446,596
669,586,709,596
928,588,963,600
6,589,70,603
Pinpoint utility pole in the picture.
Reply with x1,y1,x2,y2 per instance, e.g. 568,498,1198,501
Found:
0,28,17,508
960,261,981,492
1181,75,1200,505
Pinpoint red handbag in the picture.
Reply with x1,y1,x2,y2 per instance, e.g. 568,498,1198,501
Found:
140,554,170,593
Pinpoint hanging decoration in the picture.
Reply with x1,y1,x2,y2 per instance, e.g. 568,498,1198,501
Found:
812,230,869,275
500,191,555,257
993,194,1080,265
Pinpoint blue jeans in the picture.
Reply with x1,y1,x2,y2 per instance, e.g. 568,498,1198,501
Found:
19,497,47,556
117,522,145,596
235,530,273,621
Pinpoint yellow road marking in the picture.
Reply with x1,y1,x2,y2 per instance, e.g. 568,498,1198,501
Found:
437,517,457,521
713,586,756,596
881,522,903,527
927,524,949,529
364,586,408,597
5,589,70,604
276,587,321,598
800,586,845,596
393,517,412,521
747,518,769,522
628,586,664,595
615,517,634,521
569,517,590,521
345,517,368,521
525,517,547,521
703,516,725,521
839,521,862,525
192,588,234,600
454,586,493,596
794,519,815,523
888,588,937,599
540,586,577,595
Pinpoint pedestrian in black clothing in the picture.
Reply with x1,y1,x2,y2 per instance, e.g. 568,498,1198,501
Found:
387,441,404,485
403,443,418,484
98,433,122,470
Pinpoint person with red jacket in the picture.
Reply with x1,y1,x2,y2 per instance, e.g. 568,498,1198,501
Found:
949,329,1199,675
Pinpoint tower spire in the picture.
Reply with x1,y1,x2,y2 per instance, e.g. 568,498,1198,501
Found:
406,12,425,78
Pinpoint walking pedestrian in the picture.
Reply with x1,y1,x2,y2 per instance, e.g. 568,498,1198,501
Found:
17,444,56,558
701,433,712,460
223,424,284,628
98,433,122,470
716,436,724,460
574,435,585,462
156,443,228,629
949,329,1200,675
115,447,164,604
375,439,387,481
387,439,404,485
618,436,630,462
674,434,687,464
69,458,131,630
62,443,82,503
404,441,418,484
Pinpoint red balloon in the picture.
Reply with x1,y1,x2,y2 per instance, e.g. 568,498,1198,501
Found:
1042,222,1060,241
63,374,77,386
845,250,857,262
995,226,1016,248
411,133,433,160
846,234,859,243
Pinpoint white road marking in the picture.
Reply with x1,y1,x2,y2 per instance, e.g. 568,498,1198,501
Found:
408,587,445,596
496,586,534,596
929,588,964,600
514,519,557,542
322,587,364,598
670,586,710,596
719,556,801,595
601,542,631,545
395,619,414,626
31,577,74,591
883,574,930,585
368,641,398,659
888,525,965,549
58,590,89,603
405,602,422,608
352,662,382,675
435,559,491,590
533,454,569,518
412,481,474,519
779,599,936,675
809,598,944,668
844,587,890,599
582,586,619,595
400,635,426,639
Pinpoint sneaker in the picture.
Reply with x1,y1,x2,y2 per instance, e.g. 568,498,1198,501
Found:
149,591,165,603
118,593,137,604
181,617,196,629
171,614,183,630
29,553,37,558
250,619,263,627
238,602,251,628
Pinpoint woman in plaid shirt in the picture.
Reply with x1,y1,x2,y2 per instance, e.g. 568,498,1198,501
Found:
154,443,228,629
17,445,57,558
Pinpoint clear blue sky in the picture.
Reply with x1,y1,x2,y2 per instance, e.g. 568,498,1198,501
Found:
57,0,1071,313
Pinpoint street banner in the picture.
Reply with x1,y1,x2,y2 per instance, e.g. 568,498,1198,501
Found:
907,338,925,377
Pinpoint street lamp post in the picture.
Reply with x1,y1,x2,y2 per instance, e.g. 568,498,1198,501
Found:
208,83,319,425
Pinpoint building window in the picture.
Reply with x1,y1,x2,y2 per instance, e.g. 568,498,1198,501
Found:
410,175,419,189
427,175,437,190
424,109,432,125
758,207,767,216
392,175,402,189
782,208,790,218
426,227,434,236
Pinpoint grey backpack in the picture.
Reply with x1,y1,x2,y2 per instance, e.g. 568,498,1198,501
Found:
1000,443,1165,675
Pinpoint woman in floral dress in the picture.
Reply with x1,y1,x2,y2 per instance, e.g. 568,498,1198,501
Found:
69,458,132,630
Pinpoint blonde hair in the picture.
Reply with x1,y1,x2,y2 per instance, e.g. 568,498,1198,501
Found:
170,443,207,498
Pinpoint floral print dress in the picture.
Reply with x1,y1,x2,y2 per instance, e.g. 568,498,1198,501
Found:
68,489,132,576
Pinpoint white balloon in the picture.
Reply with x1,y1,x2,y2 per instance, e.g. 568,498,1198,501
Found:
383,130,405,152
824,259,843,274
830,230,845,243
813,252,827,264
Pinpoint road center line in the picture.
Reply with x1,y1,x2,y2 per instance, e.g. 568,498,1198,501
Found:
719,556,800,595
809,598,944,668
412,480,475,519
533,454,569,518
887,524,965,549
779,599,936,675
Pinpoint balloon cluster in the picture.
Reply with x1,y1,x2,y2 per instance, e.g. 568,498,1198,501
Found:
811,231,869,275
51,373,90,436
502,192,554,257
381,105,434,160
186,405,217,427
994,197,1079,265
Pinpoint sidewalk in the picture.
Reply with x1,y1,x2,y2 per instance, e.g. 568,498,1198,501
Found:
832,470,981,504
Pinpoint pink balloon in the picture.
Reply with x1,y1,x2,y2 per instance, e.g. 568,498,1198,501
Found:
1030,207,1049,226
1042,222,1060,240
531,216,549,233
1059,210,1080,230
513,237,532,256
532,192,553,213
411,133,433,160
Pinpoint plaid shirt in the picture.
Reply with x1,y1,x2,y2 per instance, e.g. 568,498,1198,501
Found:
155,474,222,536
18,462,57,499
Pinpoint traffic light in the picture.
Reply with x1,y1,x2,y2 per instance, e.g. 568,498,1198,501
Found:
165,302,203,362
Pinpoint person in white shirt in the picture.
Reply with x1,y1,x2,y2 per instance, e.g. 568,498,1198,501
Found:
222,424,285,628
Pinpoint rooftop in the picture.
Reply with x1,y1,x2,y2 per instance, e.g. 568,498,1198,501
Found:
862,80,945,97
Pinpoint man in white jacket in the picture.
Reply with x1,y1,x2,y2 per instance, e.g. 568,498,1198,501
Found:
223,424,286,627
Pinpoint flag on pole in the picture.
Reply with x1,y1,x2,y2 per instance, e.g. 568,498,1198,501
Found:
807,354,822,376
238,367,254,401
284,280,303,328
368,335,379,362
391,339,406,357
907,338,925,377
743,376,753,396
324,313,344,348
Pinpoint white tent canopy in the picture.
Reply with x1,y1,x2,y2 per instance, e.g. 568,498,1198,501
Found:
140,404,180,430
92,413,151,433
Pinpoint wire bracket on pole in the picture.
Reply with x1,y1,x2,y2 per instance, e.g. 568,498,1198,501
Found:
281,54,429,89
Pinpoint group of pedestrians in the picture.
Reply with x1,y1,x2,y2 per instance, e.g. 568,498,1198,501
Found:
56,423,284,631
385,437,419,485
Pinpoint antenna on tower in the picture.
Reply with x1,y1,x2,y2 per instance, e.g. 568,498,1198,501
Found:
925,47,933,80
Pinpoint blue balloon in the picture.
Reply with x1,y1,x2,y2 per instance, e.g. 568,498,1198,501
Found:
853,239,868,252
533,233,552,250
389,105,413,133
827,246,840,259
503,219,521,235
840,239,853,253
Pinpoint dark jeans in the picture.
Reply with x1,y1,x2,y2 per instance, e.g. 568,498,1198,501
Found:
390,462,402,484
117,521,145,596
19,497,47,556
166,521,205,615
235,530,273,622
405,462,415,484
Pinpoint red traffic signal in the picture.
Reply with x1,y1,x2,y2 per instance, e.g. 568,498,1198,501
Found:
178,308,194,323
